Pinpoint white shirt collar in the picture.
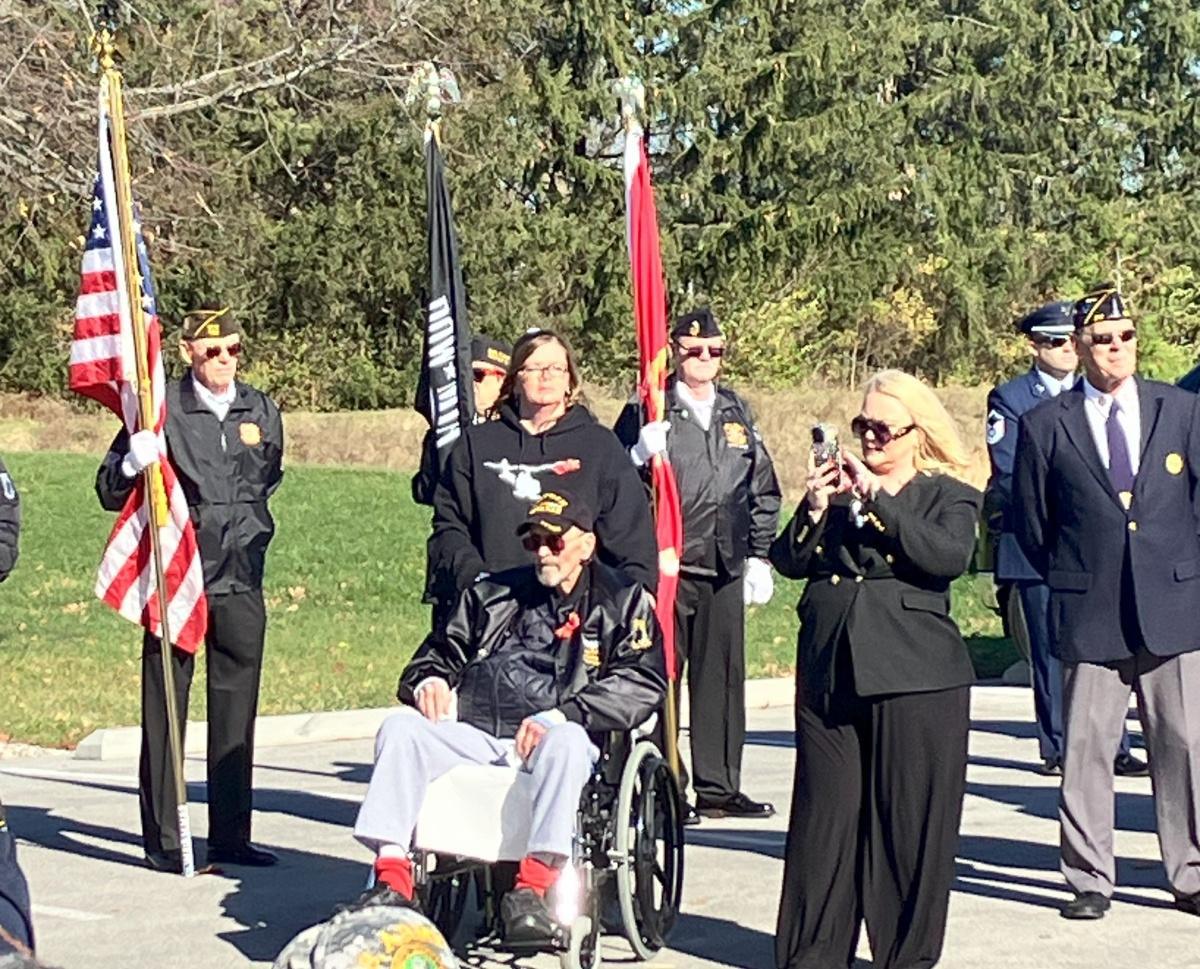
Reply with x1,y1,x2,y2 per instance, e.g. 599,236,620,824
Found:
192,378,237,415
1082,376,1137,411
1035,369,1076,398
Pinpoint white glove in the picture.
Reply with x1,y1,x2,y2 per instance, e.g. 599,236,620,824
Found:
121,430,160,478
743,557,774,606
630,420,670,467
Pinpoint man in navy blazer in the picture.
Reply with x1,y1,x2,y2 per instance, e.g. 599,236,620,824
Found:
985,302,1142,777
1014,284,1200,921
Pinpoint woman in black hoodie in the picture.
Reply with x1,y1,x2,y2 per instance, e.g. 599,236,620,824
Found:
426,329,657,610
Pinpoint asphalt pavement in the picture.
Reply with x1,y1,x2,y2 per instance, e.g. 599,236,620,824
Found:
1,686,1196,968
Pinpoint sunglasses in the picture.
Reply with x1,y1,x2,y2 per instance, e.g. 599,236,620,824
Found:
850,416,916,446
202,342,242,360
1033,336,1070,349
677,344,725,359
473,367,504,383
1087,328,1137,347
522,532,566,553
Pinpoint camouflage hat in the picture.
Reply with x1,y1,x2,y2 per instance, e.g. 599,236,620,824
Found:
273,906,458,969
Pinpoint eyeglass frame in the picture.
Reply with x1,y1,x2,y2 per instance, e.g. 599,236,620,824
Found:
850,415,917,447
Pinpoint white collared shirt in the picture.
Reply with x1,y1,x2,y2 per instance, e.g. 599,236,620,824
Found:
193,379,237,422
676,381,716,432
1082,377,1140,474
1036,369,1076,398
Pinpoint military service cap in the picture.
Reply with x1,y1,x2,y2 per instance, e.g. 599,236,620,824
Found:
517,486,595,536
470,335,512,373
1073,283,1131,330
670,307,722,340
182,306,239,341
1016,300,1074,339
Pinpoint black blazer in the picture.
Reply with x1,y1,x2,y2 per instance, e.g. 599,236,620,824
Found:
769,473,981,701
1013,377,1200,664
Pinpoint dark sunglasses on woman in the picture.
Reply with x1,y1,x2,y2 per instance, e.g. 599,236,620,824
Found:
521,532,566,553
204,343,242,360
850,416,916,447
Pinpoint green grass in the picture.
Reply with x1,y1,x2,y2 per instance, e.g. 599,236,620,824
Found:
0,452,1007,747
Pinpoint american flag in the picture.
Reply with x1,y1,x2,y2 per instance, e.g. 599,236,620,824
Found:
69,77,207,653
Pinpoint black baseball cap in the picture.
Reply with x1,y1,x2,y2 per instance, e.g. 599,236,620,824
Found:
516,488,595,536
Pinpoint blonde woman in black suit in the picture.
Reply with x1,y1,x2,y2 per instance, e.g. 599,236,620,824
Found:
771,370,981,969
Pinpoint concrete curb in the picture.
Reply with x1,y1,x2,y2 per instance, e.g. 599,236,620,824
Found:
73,676,799,762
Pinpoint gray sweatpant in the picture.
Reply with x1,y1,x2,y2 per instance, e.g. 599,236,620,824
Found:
1061,649,1200,898
353,711,597,859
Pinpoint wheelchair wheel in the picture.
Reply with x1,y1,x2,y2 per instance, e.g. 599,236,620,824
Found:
559,914,600,969
614,741,684,960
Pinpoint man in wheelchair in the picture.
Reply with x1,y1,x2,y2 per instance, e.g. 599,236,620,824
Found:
351,487,666,945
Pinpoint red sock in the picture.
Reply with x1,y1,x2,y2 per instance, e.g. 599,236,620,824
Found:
515,855,560,897
374,856,414,899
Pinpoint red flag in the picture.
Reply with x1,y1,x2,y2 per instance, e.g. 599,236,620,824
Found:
69,77,207,653
623,125,684,679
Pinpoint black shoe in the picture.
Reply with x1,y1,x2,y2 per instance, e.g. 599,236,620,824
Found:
143,850,183,874
206,843,278,867
696,792,776,819
1114,752,1149,777
1174,892,1200,916
1061,892,1110,920
681,802,701,827
1039,757,1063,776
501,888,557,946
334,881,421,916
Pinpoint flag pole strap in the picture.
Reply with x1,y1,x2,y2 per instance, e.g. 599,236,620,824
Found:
94,21,195,878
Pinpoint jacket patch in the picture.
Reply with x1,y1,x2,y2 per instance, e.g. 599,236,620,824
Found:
630,616,652,651
986,409,1005,445
0,473,14,501
581,637,601,668
239,422,262,446
722,421,749,448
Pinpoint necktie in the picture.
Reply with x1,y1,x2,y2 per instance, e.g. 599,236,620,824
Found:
1106,397,1135,500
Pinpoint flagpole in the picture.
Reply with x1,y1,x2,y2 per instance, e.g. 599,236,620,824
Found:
93,10,195,878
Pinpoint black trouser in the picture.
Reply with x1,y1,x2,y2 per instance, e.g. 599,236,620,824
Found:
775,678,970,969
0,801,34,955
663,570,746,802
140,589,266,856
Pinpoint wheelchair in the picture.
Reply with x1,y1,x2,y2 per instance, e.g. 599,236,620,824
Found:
410,728,685,969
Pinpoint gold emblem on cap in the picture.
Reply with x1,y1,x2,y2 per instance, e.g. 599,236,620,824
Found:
239,422,261,446
1166,452,1184,475
689,321,700,336
530,491,568,517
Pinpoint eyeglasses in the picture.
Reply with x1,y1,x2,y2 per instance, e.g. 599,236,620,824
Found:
1087,328,1137,347
1033,336,1070,349
202,343,242,360
676,344,725,360
473,367,504,383
850,416,916,446
522,531,566,553
519,364,569,379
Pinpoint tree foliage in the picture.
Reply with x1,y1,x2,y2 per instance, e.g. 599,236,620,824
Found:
3,0,1200,408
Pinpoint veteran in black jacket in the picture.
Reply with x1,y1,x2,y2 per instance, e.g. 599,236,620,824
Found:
354,487,665,943
1013,284,1200,922
0,455,18,584
95,307,283,874
615,307,781,822
771,370,980,969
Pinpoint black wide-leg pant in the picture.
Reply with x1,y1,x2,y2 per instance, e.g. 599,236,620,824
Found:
775,682,970,969
140,589,266,856
663,571,746,802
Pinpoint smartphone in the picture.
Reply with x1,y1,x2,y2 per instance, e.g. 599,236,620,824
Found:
811,423,840,466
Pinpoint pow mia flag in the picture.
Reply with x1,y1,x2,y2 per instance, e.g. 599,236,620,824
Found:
414,128,474,473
